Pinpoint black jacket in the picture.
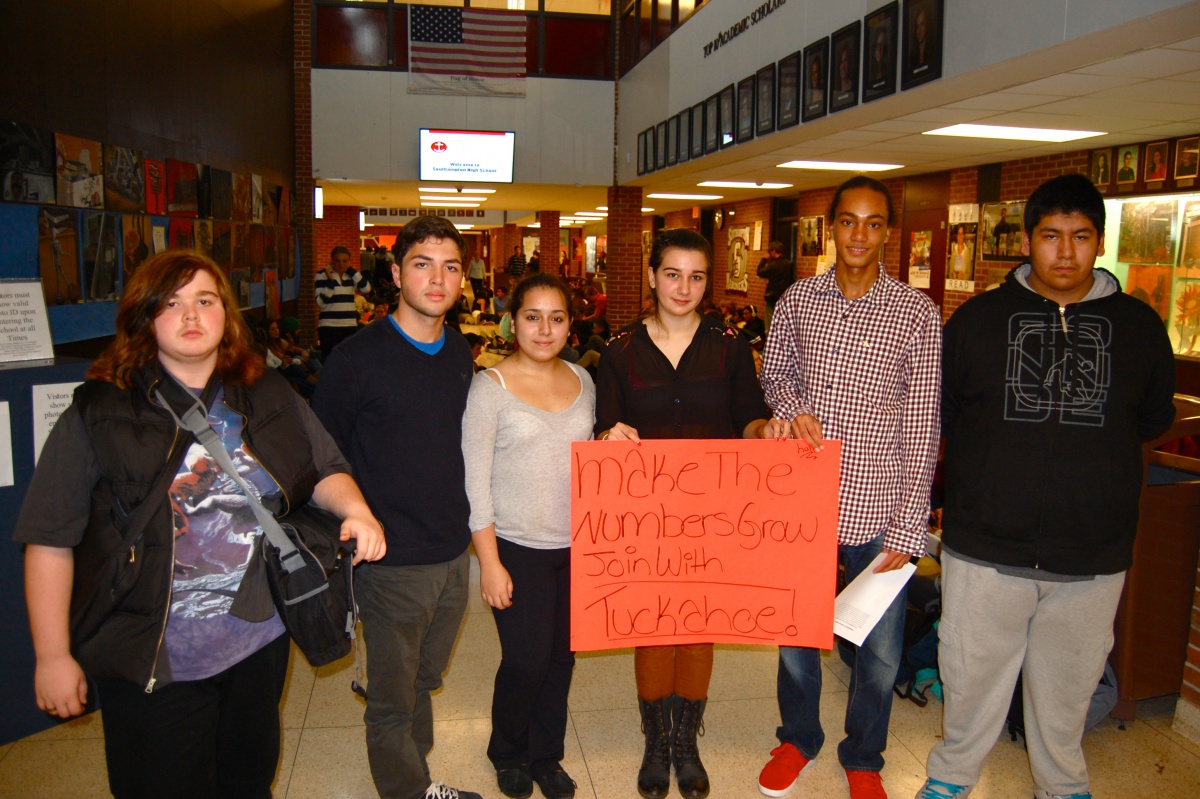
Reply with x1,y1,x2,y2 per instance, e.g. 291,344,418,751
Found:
69,365,323,688
940,267,1176,575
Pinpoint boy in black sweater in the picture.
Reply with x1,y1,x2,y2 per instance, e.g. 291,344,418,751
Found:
914,175,1176,799
315,216,481,799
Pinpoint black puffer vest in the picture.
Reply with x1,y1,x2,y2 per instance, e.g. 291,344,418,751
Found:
70,364,319,689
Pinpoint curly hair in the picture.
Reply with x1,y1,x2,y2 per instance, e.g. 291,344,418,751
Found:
87,249,264,388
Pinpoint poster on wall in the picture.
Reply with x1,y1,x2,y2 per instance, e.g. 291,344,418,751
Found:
980,202,1024,260
122,214,151,285
0,121,56,203
166,159,199,217
251,175,264,223
103,145,145,212
799,216,824,256
1118,200,1177,265
209,167,234,220
909,230,932,288
194,219,214,258
212,220,233,273
233,222,252,270
168,217,194,249
945,222,978,290
230,268,251,310
262,181,281,227
144,159,166,215
232,173,251,222
726,226,750,293
38,207,80,306
263,268,279,320
81,211,119,302
55,133,104,209
1173,279,1200,355
249,224,265,281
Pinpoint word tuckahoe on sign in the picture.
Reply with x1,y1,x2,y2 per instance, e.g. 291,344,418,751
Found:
570,438,840,652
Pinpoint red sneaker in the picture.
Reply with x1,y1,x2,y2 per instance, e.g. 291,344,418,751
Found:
846,769,888,799
757,743,811,797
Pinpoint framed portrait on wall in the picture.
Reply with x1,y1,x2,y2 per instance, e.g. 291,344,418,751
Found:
1175,136,1199,180
829,21,861,113
863,3,898,103
691,102,705,159
678,109,691,164
637,131,647,175
802,38,829,123
1116,144,1139,184
736,76,756,143
719,84,736,148
756,64,776,136
655,120,668,170
666,115,679,166
704,94,720,154
642,127,655,173
901,0,943,90
1090,148,1112,186
777,52,801,129
1144,140,1169,181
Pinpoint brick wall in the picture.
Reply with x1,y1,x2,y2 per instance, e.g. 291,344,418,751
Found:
313,205,363,271
539,211,560,274
1176,551,1200,744
606,185,643,326
294,0,315,344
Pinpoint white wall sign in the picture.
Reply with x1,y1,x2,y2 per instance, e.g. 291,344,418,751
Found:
32,382,83,465
0,401,13,487
0,279,54,364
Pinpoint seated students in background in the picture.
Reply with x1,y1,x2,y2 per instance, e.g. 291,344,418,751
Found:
262,319,320,398
463,333,486,372
462,273,596,799
914,174,1176,799
739,305,766,349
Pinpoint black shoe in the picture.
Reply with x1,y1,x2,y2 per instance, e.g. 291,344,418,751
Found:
637,698,672,799
496,767,534,799
531,764,576,799
423,783,482,799
671,696,710,799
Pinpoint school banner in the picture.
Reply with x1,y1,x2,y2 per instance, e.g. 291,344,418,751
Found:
570,439,839,652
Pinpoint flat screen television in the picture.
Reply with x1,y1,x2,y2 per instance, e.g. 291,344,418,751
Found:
419,128,515,183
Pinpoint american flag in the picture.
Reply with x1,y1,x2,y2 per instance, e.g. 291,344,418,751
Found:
409,7,527,83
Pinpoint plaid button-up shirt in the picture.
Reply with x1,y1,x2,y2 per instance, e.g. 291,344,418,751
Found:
761,267,942,556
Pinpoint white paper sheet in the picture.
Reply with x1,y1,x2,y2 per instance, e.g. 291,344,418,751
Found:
32,381,83,465
833,552,916,646
0,401,13,487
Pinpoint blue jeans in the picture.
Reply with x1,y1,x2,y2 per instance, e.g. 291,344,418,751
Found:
775,534,906,772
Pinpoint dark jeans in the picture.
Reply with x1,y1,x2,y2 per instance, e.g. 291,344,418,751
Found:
470,278,486,300
488,538,575,771
96,632,290,799
358,553,470,799
318,325,358,357
775,533,906,772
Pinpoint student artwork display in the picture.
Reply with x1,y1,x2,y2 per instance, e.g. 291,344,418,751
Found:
55,133,104,209
194,218,214,258
144,159,167,215
1180,211,1200,277
1173,280,1200,355
726,226,750,292
102,145,145,212
209,167,234,220
38,208,81,306
1126,264,1172,323
168,217,194,249
122,214,151,284
278,187,291,226
212,220,233,273
250,174,263,223
249,224,265,281
262,181,281,227
278,227,294,279
81,211,120,302
263,268,279,320
980,202,1025,260
1,122,56,203
166,159,199,217
862,3,898,103
232,172,251,222
230,268,251,310
799,216,824,257
233,222,252,270
1118,199,1177,265
151,216,169,254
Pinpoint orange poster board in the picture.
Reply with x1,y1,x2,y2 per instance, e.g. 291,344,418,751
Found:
570,439,840,652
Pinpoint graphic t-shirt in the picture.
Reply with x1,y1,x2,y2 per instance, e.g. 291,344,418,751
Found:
163,388,286,681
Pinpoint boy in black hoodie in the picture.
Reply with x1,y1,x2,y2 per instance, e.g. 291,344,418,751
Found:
915,174,1175,799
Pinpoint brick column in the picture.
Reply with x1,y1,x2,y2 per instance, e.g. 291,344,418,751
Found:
606,185,642,328
1175,551,1200,745
538,211,560,275
293,0,316,345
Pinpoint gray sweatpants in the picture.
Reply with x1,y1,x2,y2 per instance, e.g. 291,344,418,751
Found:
924,551,1125,799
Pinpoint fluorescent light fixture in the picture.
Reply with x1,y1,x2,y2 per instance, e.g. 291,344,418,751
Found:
528,222,541,228
596,206,608,211
576,212,607,217
314,186,324,219
923,124,1105,142
359,210,365,231
421,201,481,208
698,181,793,189
777,160,902,171
646,193,723,200
642,207,655,213
454,224,475,230
420,197,484,204
418,187,496,194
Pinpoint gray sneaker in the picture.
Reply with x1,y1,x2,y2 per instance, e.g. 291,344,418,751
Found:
424,782,483,799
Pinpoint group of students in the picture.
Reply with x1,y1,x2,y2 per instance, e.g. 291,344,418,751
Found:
17,172,1176,799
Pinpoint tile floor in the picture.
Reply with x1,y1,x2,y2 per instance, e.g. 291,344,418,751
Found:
2,553,1198,799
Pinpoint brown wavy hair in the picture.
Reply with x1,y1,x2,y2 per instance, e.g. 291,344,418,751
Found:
87,249,264,388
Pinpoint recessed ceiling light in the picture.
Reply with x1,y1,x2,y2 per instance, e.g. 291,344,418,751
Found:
454,224,474,230
418,187,497,194
923,124,1105,142
421,201,481,207
698,181,793,189
776,161,902,171
420,197,484,205
646,193,724,200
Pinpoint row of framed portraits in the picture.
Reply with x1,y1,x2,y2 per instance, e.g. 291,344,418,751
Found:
1089,136,1200,188
637,0,944,175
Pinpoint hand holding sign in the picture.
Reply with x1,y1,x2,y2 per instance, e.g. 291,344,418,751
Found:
570,438,840,651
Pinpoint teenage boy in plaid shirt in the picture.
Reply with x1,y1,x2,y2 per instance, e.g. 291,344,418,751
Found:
757,176,942,799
